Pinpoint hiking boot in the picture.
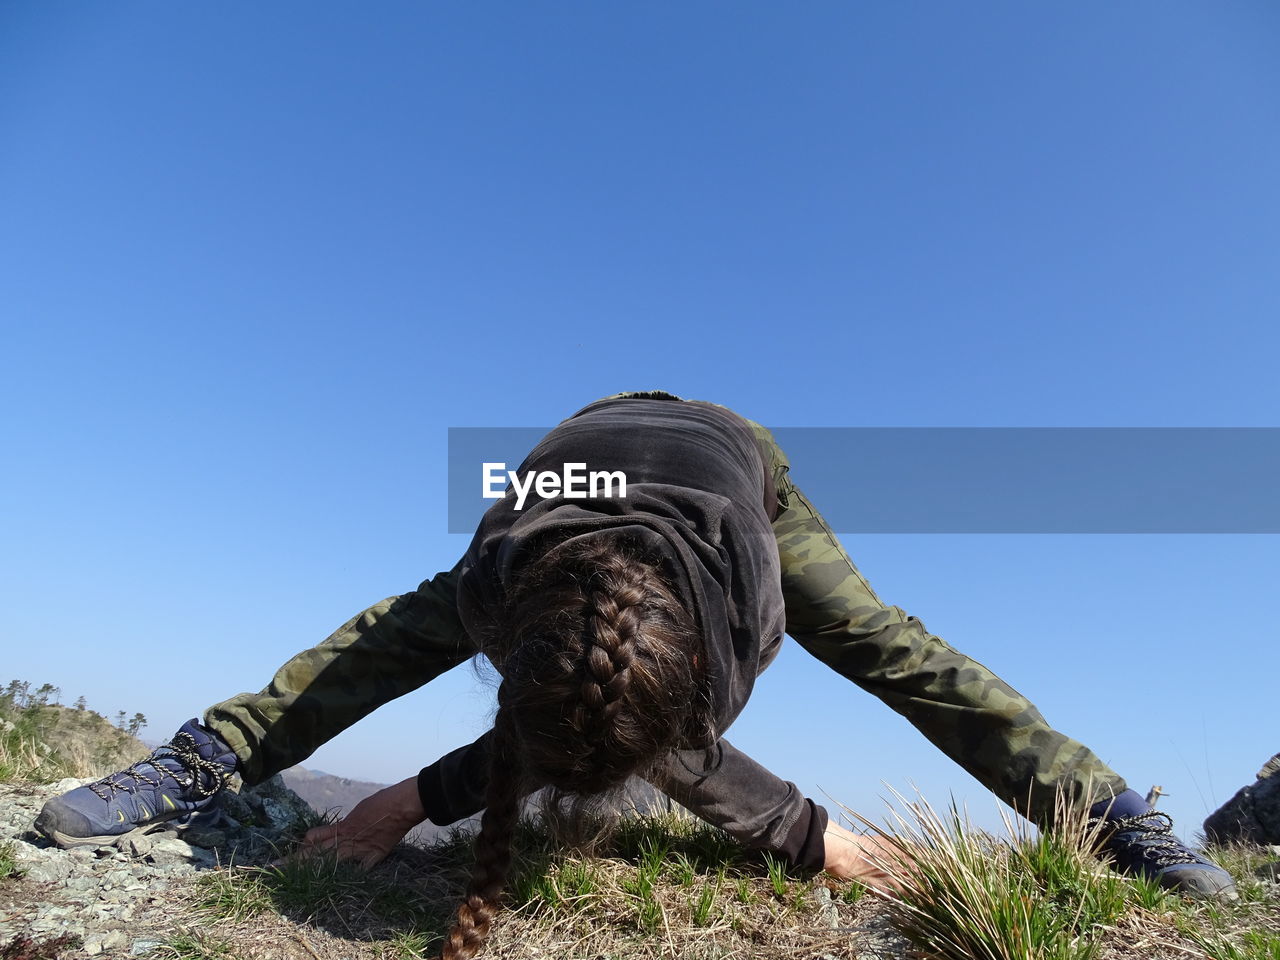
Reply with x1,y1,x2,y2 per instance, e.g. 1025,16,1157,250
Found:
35,718,238,848
1088,790,1237,899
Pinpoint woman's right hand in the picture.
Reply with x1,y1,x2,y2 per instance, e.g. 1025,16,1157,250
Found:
289,775,427,870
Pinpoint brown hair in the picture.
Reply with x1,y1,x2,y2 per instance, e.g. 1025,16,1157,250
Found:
440,532,709,960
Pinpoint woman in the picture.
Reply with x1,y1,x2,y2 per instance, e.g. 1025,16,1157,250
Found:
37,391,1235,960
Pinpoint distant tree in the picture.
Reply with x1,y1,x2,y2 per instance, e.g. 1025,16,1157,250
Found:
15,681,31,708
34,683,56,707
51,686,61,706
74,696,87,711
127,713,147,737
114,710,127,730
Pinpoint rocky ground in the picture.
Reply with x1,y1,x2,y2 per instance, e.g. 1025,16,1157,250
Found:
0,776,314,957
0,776,913,960
3,770,1278,960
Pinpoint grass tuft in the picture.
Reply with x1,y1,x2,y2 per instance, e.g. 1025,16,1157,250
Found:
0,840,22,881
837,786,1177,960
149,930,240,960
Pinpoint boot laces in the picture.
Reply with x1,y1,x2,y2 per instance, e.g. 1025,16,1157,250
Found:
89,731,230,802
1087,810,1203,868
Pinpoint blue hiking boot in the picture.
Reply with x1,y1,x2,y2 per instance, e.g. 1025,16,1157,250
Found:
35,718,238,848
1088,790,1237,899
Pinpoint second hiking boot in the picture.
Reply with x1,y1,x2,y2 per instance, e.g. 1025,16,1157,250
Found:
1088,789,1237,899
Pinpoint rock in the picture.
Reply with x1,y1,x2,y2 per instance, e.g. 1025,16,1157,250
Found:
25,858,74,883
1204,752,1280,844
11,840,54,864
220,775,314,835
103,930,129,950
147,836,199,862
132,940,163,956
123,834,155,858
182,826,228,848
50,777,96,794
811,885,839,928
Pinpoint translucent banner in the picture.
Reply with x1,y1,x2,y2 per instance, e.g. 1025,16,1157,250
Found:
447,427,1279,534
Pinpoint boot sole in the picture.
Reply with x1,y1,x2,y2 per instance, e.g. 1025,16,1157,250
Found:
38,811,200,849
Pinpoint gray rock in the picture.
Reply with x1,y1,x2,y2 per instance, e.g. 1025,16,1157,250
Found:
103,930,129,950
147,835,198,862
811,885,840,929
1204,752,1280,844
11,840,53,864
123,834,155,858
132,940,163,956
183,826,228,848
50,777,96,794
26,859,74,883
220,775,314,833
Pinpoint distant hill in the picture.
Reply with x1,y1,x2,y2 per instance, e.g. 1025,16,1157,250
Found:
277,765,454,844
0,698,149,783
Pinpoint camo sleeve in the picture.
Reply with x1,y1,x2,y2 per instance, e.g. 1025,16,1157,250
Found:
205,559,476,784
770,470,1129,823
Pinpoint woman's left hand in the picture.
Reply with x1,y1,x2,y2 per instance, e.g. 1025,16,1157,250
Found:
289,775,428,870
822,819,910,894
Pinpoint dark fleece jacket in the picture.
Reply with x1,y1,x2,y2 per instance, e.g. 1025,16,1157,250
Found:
458,395,787,735
417,395,828,869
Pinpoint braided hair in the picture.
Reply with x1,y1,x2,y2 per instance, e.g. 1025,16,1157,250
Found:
440,533,709,960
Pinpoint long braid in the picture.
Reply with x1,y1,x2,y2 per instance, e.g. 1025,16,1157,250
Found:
441,533,711,959
573,557,644,750
440,698,523,960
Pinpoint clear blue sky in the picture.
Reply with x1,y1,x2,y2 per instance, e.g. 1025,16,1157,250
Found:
2,2,1277,840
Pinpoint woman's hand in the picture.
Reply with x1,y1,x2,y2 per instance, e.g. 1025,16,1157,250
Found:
822,819,910,894
291,776,428,870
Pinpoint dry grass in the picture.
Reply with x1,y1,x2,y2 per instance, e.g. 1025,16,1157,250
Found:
186,809,883,960
178,795,1280,960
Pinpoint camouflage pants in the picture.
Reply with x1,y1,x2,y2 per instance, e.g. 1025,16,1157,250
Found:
205,394,1127,826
